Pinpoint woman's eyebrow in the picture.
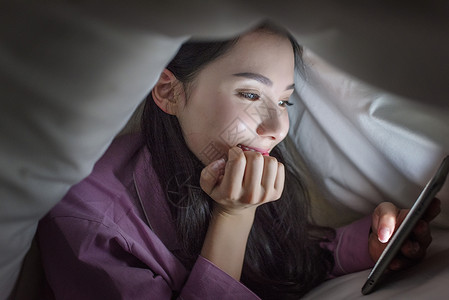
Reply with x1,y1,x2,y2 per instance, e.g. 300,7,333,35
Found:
233,72,272,86
233,72,295,90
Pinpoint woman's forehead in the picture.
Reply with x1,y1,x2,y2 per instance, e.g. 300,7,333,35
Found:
206,32,295,81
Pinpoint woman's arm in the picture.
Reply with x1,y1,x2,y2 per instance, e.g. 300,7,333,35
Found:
324,198,441,278
38,214,260,299
200,147,285,280
200,207,256,280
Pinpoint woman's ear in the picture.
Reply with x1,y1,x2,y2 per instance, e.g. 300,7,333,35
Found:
152,69,182,115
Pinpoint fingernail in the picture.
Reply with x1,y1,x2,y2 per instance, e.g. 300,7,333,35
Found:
379,227,391,243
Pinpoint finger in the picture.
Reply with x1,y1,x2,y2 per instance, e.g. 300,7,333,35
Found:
422,198,441,223
242,151,264,203
389,256,417,271
398,220,432,261
260,156,279,201
273,162,285,199
373,202,399,243
221,147,246,193
368,232,388,262
400,238,426,260
200,158,226,195
412,220,432,249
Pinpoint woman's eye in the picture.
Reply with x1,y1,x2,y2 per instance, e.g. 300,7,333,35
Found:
278,100,294,107
239,92,260,101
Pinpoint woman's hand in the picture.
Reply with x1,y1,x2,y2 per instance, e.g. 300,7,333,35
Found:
200,146,285,216
369,198,441,271
199,146,285,280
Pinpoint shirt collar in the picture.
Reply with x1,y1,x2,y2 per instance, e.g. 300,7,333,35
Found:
132,145,181,251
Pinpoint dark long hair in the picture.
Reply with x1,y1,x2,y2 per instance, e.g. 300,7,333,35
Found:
141,23,335,299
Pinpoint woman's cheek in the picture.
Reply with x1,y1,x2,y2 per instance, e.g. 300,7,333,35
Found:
219,116,257,147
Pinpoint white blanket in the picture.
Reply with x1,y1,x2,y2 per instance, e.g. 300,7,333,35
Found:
288,49,449,228
1,2,448,299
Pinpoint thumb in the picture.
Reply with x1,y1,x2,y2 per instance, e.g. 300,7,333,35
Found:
200,158,226,195
373,202,399,243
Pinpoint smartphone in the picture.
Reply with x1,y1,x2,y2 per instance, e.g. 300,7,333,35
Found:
361,155,449,295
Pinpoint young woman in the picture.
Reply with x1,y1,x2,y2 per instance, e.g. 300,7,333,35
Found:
37,23,440,299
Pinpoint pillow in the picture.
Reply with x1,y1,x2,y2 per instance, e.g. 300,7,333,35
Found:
0,4,189,297
0,3,263,297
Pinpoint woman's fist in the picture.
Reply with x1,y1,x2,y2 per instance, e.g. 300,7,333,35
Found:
200,147,285,216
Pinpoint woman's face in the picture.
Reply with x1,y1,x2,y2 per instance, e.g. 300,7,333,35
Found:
176,30,295,165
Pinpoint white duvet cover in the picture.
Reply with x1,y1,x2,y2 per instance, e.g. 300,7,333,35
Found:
1,2,448,299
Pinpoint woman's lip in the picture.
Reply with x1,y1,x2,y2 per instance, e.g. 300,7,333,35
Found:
237,144,270,156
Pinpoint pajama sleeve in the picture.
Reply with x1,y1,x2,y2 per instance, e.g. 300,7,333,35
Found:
323,215,375,277
38,216,259,300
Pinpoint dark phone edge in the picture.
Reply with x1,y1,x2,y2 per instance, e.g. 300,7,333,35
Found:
361,155,449,295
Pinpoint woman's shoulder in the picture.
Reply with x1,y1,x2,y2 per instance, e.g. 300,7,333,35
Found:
46,133,149,223
93,133,146,177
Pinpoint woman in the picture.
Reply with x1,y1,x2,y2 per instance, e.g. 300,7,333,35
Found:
37,23,439,299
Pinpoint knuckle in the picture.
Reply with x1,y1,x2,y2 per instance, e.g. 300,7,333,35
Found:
264,155,277,164
245,151,263,163
227,156,245,170
235,152,247,163
229,146,241,155
277,161,284,170
228,147,244,162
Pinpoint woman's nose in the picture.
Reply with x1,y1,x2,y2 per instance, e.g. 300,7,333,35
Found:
255,109,289,141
